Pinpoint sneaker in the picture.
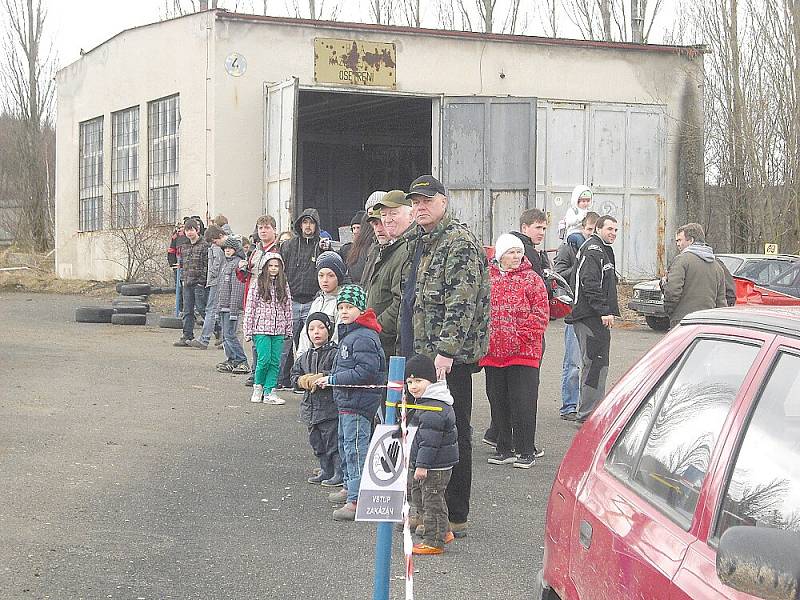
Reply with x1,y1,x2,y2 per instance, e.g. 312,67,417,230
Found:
216,360,234,373
173,338,190,347
231,362,250,375
244,375,254,387
332,502,357,521
560,412,578,422
412,543,443,555
533,447,545,459
263,393,286,405
487,451,516,465
307,472,330,484
328,488,348,503
188,339,208,350
250,384,264,403
514,454,536,469
481,436,497,448
320,474,344,487
448,521,468,538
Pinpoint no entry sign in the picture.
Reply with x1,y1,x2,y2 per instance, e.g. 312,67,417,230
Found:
356,424,417,523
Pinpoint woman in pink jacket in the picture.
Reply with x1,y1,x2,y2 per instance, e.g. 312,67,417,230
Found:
244,253,293,405
480,234,550,469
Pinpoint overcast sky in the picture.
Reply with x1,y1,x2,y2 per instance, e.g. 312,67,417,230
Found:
50,0,682,69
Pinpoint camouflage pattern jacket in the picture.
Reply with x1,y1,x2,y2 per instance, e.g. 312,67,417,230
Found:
406,213,490,365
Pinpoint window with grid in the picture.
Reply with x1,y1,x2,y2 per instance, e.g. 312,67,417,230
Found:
148,95,180,224
111,106,139,227
78,117,104,231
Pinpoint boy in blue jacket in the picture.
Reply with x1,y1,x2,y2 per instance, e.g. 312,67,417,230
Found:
318,284,386,521
404,354,459,555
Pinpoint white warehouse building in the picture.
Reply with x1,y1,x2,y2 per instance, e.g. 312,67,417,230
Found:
55,9,704,281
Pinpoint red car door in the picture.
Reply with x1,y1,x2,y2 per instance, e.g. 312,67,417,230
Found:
569,330,771,599
670,335,800,599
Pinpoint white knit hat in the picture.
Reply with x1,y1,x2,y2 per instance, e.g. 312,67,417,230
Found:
365,191,388,212
494,233,524,261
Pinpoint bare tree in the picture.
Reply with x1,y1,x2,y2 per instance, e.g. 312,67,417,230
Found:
104,201,173,284
0,0,56,251
538,0,559,37
368,0,395,24
286,0,340,19
399,0,422,26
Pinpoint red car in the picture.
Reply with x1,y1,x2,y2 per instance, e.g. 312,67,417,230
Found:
537,306,800,599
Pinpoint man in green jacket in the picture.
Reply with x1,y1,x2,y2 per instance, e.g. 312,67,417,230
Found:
364,190,414,359
400,175,490,536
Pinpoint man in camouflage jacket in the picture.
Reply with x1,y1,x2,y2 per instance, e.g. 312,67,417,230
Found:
400,175,490,533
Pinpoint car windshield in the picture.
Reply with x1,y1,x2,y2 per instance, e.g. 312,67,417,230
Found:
770,263,800,286
718,256,744,274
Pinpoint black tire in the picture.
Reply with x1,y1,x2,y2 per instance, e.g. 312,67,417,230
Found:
116,281,146,293
75,306,115,323
114,304,149,315
645,316,671,331
159,315,184,329
111,313,147,325
150,286,175,295
112,295,147,304
120,283,152,296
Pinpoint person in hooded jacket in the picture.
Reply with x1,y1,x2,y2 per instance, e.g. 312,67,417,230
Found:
661,222,727,328
559,185,594,239
295,251,346,357
479,234,550,469
404,354,459,555
566,215,620,423
278,208,325,388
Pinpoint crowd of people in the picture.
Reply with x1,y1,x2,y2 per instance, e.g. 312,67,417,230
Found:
167,175,728,556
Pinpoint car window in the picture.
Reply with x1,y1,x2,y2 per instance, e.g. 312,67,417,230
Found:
607,338,761,528
714,351,800,540
718,256,743,274
738,260,786,285
773,264,800,286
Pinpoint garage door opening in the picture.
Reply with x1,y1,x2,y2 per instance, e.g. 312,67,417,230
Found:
296,90,432,238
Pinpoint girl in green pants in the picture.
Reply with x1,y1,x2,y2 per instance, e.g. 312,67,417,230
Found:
243,253,293,404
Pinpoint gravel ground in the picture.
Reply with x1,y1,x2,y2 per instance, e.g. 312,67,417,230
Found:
1,291,664,600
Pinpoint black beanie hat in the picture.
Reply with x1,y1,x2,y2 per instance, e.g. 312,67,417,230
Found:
405,354,437,383
317,251,346,286
306,311,333,340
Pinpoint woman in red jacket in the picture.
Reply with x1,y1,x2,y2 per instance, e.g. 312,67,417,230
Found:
480,234,550,469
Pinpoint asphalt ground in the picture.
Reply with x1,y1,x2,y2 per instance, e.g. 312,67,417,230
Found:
1,292,664,600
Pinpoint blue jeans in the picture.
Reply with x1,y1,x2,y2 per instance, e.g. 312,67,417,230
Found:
181,283,207,340
276,300,311,387
338,413,371,504
199,285,220,345
560,324,581,415
221,312,247,364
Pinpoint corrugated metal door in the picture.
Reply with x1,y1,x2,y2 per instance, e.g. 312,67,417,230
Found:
537,101,666,279
441,97,537,244
264,78,298,233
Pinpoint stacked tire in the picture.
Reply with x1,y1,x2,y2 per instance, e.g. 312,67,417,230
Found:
75,281,154,326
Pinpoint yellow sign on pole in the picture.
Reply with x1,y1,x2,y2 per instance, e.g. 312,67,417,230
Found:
765,243,779,255
314,38,396,89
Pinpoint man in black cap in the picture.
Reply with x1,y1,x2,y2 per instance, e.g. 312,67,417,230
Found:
400,175,490,536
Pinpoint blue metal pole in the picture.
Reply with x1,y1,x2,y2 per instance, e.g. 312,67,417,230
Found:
373,355,405,600
174,265,182,317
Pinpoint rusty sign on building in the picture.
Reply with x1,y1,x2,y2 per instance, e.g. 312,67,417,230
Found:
314,38,396,89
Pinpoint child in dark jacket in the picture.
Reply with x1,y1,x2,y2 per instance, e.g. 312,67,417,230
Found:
215,237,249,374
404,354,459,555
290,312,341,487
317,284,386,522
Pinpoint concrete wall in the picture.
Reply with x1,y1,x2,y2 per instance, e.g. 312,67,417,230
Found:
55,12,212,280
56,10,703,279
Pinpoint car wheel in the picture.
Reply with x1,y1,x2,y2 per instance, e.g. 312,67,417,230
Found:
645,316,671,331
75,306,115,323
119,283,152,296
111,313,147,326
159,315,184,329
114,304,149,315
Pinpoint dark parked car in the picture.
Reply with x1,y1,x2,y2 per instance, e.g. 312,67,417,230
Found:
629,254,798,330
537,306,800,600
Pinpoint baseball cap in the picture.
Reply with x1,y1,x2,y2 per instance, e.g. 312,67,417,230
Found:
374,189,410,210
406,175,446,200
366,208,382,221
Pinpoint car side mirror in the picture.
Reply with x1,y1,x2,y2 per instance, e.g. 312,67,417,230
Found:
716,526,800,600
